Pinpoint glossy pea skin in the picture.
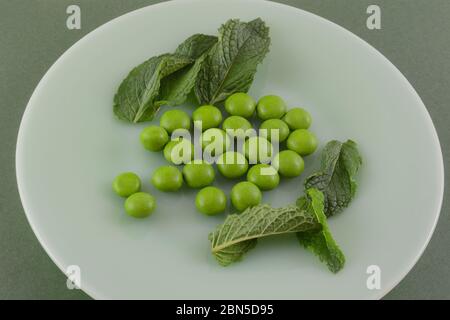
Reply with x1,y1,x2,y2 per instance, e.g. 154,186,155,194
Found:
124,192,156,218
225,93,256,118
159,109,191,134
283,108,312,130
256,95,287,120
273,150,305,178
247,164,280,191
243,136,273,164
163,139,194,164
182,161,215,188
217,152,249,178
222,116,253,139
201,128,231,157
231,181,262,211
112,172,141,197
195,186,227,215
193,105,223,131
287,129,318,156
151,166,183,192
259,119,290,142
140,126,169,151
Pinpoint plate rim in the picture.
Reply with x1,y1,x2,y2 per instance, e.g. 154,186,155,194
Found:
15,0,445,300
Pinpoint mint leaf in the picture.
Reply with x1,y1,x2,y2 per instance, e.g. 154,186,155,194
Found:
297,188,345,273
304,140,362,217
113,54,191,123
295,140,361,273
209,204,320,266
195,18,271,105
157,34,217,106
174,34,218,59
113,19,271,121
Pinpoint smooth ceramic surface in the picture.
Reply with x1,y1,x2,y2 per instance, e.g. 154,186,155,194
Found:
16,0,444,299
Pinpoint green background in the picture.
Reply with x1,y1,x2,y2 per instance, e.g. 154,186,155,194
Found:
1,0,448,299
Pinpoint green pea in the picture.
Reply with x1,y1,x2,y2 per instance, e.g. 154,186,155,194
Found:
247,164,280,191
151,166,183,192
124,192,156,218
195,186,227,215
192,105,223,131
159,109,191,134
201,128,231,157
217,152,248,178
222,116,253,139
243,136,273,164
231,181,262,211
256,95,287,120
287,129,318,156
182,161,215,188
283,107,312,130
273,150,305,178
112,172,141,197
140,126,169,151
163,139,194,165
225,92,256,118
259,119,290,142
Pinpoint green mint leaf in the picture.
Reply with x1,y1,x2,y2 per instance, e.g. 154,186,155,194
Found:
174,34,218,59
156,34,217,106
195,18,271,105
155,57,204,107
209,204,320,266
304,140,362,217
113,54,191,123
297,188,345,273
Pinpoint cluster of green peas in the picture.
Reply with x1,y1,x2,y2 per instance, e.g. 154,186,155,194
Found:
112,93,317,218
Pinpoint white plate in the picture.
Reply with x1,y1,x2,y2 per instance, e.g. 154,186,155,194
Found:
16,0,444,299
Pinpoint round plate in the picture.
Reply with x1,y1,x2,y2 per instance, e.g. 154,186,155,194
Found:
16,0,444,299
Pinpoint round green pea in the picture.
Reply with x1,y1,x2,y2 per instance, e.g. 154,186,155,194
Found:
163,139,194,164
225,93,256,118
243,136,273,164
256,95,287,120
159,109,191,134
201,128,231,157
283,108,312,130
195,186,227,215
151,166,183,192
273,150,305,178
222,116,253,139
259,119,290,142
231,181,262,211
287,129,318,156
217,152,248,178
193,105,223,131
124,192,156,218
247,164,280,191
112,172,141,197
182,161,215,188
140,126,169,151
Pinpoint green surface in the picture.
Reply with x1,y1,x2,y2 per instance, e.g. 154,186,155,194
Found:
0,0,448,299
